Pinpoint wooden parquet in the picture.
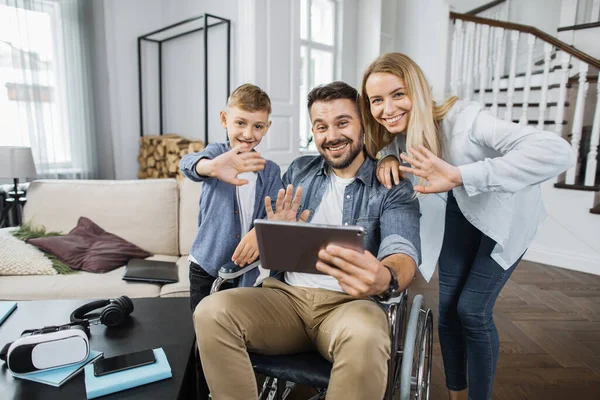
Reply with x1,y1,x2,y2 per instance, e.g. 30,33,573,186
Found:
289,261,600,399
415,260,600,400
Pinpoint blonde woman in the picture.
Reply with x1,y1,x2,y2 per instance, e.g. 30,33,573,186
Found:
360,52,574,400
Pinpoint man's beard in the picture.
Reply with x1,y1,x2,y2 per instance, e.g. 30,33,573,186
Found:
318,133,364,170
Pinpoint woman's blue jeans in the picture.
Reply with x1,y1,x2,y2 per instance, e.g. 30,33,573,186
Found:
438,191,520,399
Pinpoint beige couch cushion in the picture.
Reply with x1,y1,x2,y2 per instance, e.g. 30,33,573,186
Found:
0,255,180,300
23,179,179,256
178,179,202,256
159,256,190,298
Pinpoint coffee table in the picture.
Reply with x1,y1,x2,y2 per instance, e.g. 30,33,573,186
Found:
0,297,196,399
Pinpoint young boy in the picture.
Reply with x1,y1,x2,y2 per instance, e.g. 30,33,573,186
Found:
180,84,283,313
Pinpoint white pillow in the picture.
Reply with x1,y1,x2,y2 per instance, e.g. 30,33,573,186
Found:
0,228,57,275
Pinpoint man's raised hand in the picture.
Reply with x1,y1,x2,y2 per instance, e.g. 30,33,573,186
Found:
264,184,310,223
196,146,266,186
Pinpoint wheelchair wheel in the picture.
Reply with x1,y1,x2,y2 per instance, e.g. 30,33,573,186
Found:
398,294,433,400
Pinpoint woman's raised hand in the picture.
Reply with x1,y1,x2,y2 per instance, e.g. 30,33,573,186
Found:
399,146,463,194
376,156,405,189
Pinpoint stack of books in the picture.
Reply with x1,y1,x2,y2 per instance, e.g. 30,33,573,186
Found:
0,301,17,325
11,350,103,387
84,348,172,399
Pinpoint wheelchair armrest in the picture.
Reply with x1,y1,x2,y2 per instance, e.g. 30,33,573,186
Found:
378,288,408,306
218,260,261,280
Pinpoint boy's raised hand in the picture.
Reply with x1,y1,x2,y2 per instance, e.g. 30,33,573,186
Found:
264,184,310,223
232,229,259,266
198,146,266,186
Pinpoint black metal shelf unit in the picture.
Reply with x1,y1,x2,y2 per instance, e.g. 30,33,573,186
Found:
138,14,231,144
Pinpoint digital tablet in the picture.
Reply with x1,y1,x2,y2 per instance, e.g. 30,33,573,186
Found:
254,220,365,274
122,258,179,283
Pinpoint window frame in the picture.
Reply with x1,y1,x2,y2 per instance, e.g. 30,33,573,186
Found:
299,0,340,153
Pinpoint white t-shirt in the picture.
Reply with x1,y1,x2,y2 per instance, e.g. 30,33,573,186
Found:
285,172,355,292
236,172,257,236
237,172,271,285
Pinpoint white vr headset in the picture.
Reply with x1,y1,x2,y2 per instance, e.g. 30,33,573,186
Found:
0,323,90,374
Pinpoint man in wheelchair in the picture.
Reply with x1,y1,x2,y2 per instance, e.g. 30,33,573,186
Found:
194,81,421,400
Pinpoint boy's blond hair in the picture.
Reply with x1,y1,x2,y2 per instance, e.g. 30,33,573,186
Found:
227,84,272,114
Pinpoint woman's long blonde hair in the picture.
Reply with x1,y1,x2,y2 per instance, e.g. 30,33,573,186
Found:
360,53,458,170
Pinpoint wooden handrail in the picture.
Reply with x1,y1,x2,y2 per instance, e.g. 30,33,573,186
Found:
558,21,600,32
466,0,506,15
450,12,600,69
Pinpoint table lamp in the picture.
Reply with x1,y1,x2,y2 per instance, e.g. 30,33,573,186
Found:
0,146,37,226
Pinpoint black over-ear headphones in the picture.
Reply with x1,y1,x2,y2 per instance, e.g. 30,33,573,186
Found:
70,296,134,328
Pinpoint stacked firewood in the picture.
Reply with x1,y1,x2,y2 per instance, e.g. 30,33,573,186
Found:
138,134,205,180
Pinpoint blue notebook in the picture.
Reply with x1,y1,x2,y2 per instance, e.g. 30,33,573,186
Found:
84,348,172,399
12,350,103,387
0,301,17,325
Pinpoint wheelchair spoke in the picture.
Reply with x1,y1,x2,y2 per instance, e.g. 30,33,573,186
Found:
259,376,274,400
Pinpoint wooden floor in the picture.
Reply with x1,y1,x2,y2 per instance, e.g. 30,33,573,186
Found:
415,260,600,400
290,261,600,399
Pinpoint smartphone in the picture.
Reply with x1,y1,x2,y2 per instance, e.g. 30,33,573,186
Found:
93,349,156,377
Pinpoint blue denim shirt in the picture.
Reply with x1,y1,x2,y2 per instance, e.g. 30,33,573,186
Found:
179,142,283,287
283,154,422,267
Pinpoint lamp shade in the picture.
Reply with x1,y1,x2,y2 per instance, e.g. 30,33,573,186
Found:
0,146,37,179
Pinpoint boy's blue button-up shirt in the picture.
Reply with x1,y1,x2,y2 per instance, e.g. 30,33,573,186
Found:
179,142,283,287
283,154,422,269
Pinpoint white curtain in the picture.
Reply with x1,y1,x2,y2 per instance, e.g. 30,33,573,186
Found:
0,0,98,179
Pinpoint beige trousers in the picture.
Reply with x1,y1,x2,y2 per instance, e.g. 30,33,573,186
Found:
194,277,390,400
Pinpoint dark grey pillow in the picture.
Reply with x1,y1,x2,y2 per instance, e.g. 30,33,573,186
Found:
27,217,152,273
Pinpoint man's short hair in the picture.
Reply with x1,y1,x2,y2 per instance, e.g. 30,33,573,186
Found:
307,81,360,113
228,83,272,114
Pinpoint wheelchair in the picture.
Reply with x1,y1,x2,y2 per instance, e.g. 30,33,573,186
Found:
207,261,433,400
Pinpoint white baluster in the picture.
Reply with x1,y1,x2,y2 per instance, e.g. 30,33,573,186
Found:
491,27,505,117
504,30,519,122
591,0,600,24
461,22,470,98
472,24,481,100
554,51,571,137
453,20,464,96
566,61,590,185
450,20,460,95
520,34,536,126
584,72,600,187
464,22,475,101
537,43,553,130
505,0,512,21
479,25,490,105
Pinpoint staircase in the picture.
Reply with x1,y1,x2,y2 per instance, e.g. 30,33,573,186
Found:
448,9,600,214
448,1,600,275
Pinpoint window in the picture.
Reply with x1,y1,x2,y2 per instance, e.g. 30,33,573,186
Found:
299,0,339,151
0,3,70,164
0,0,96,178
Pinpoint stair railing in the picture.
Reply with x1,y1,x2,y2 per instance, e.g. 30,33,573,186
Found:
449,12,600,190
465,0,509,21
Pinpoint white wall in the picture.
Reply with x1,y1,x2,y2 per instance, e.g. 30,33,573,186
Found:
572,26,600,58
88,0,115,180
339,0,360,87
525,181,600,275
449,0,564,35
159,1,238,145
448,0,490,12
354,0,382,86
98,0,238,180
393,0,451,101
101,0,164,180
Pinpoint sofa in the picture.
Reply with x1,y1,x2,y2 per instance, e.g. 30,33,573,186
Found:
0,178,202,300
